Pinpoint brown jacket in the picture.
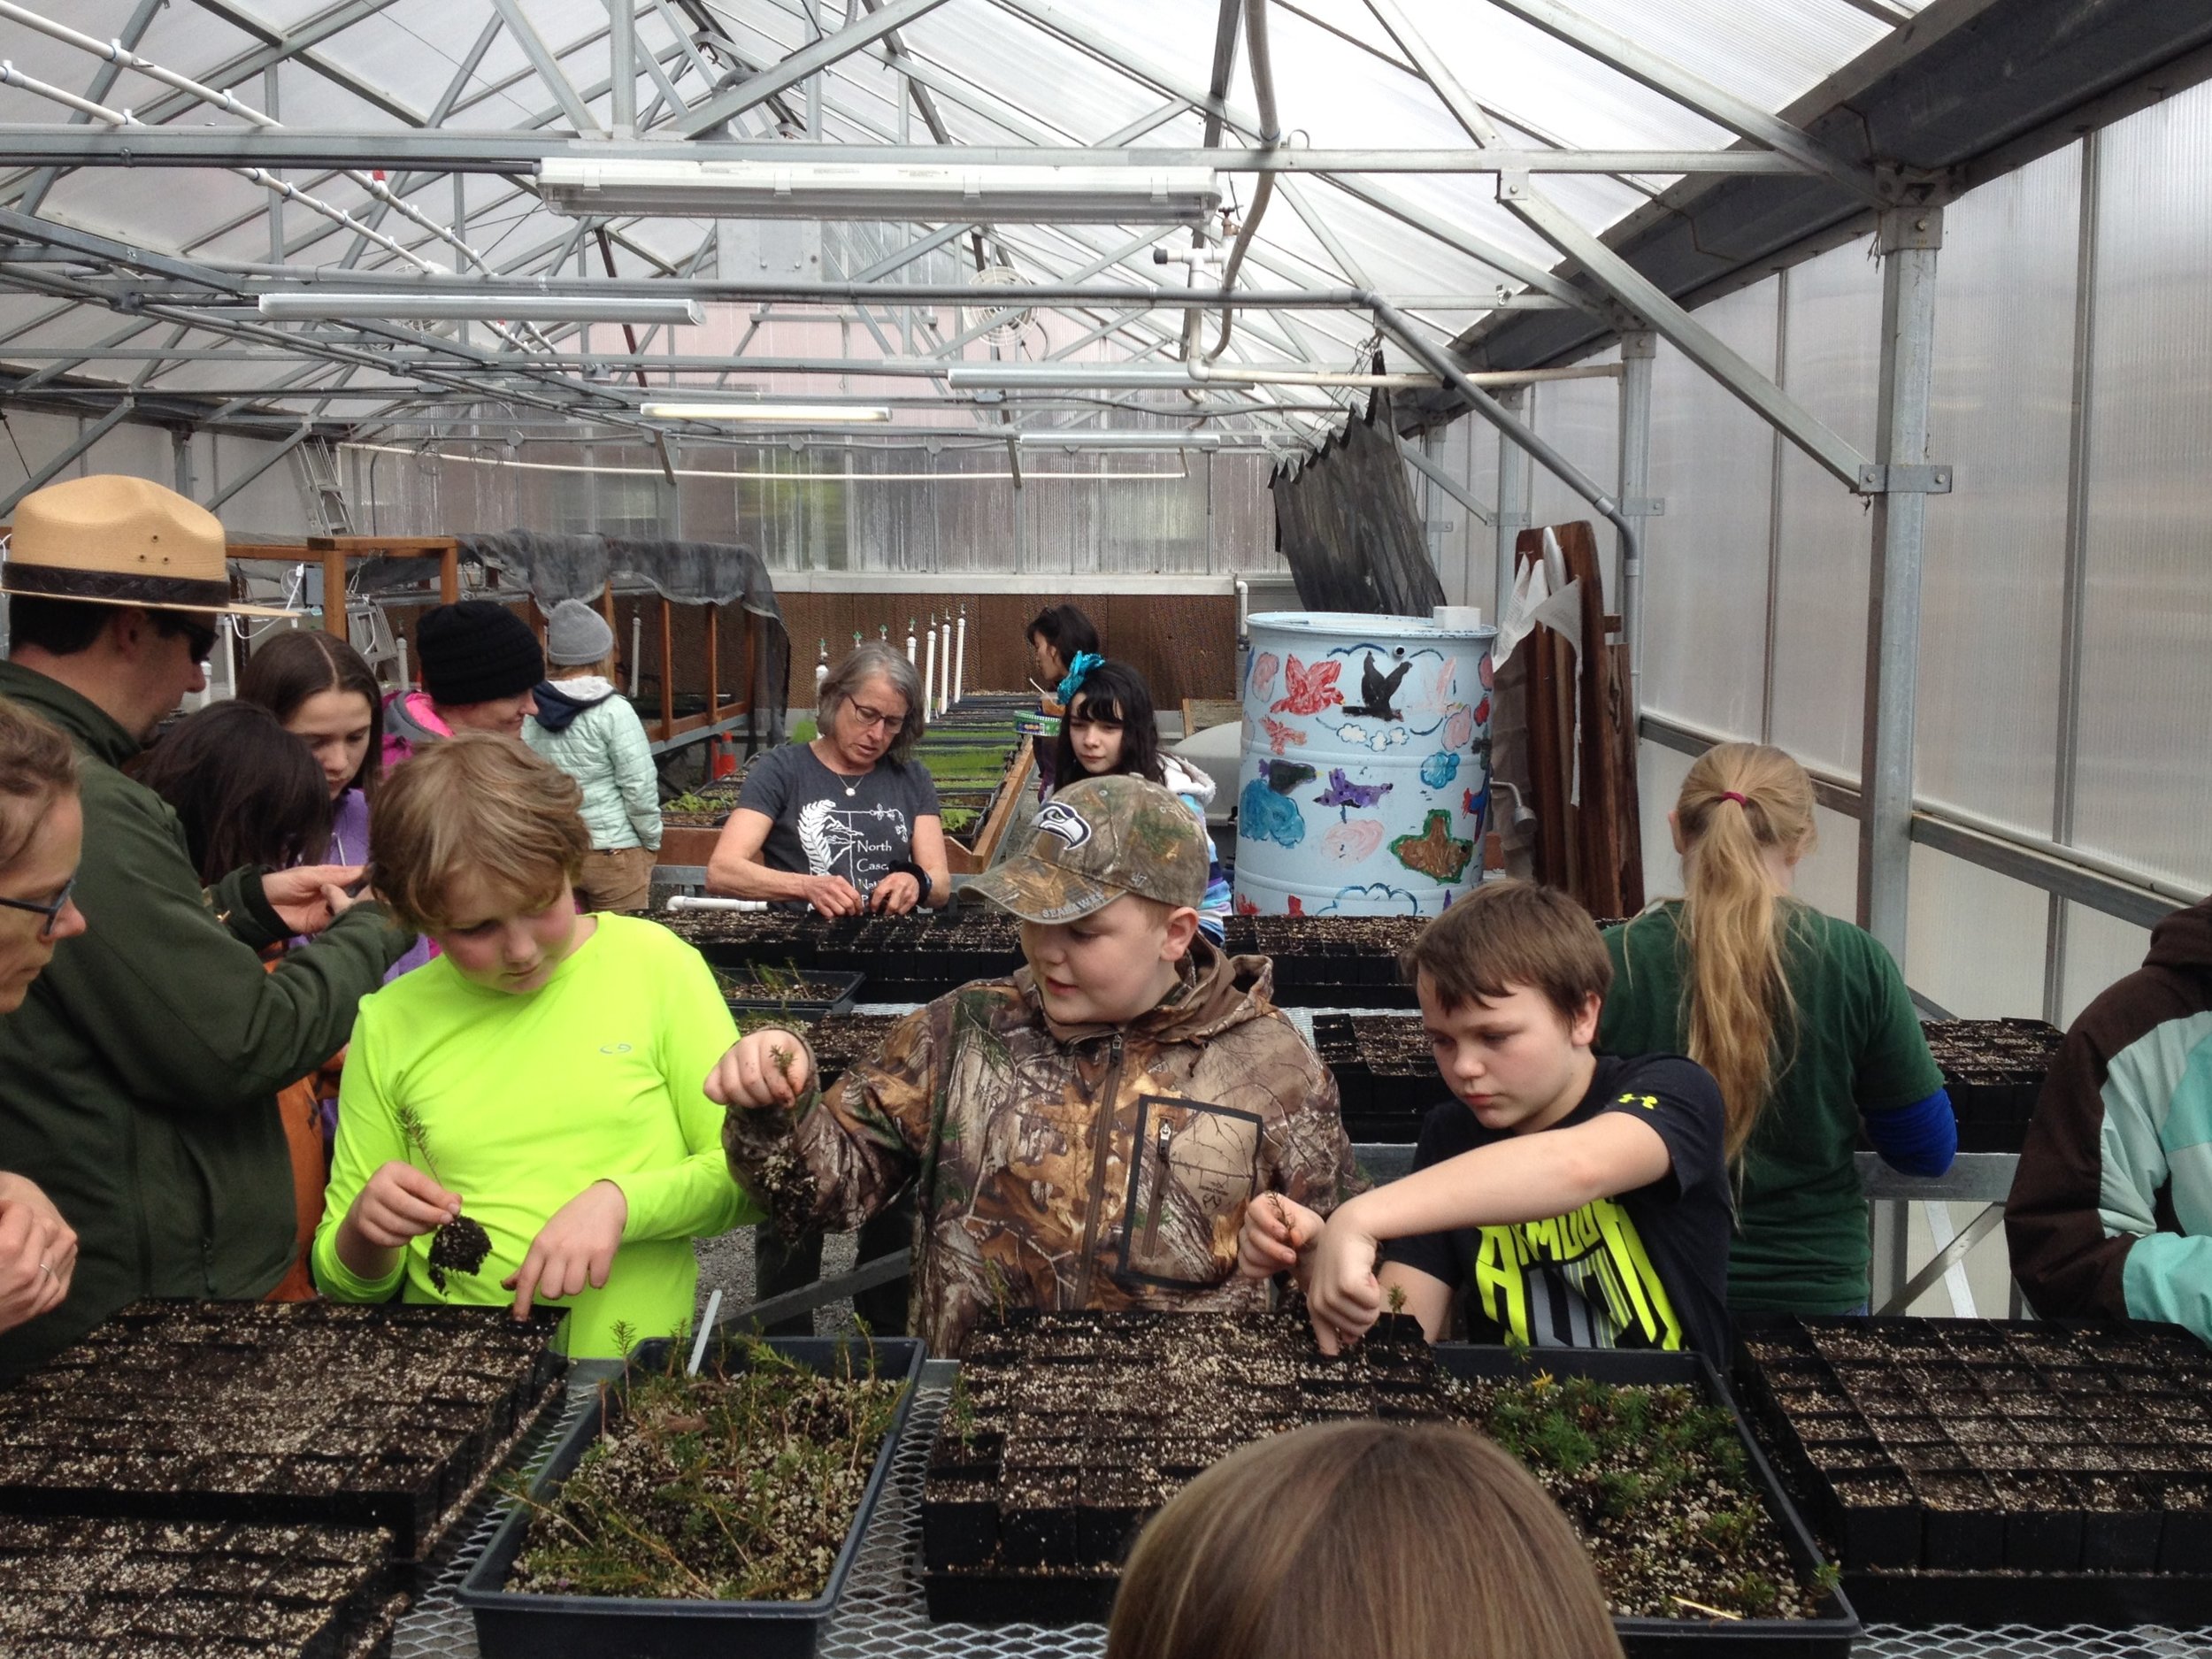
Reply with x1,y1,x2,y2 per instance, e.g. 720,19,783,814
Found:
726,941,1358,1354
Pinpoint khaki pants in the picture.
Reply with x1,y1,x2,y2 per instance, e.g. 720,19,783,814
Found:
575,846,657,912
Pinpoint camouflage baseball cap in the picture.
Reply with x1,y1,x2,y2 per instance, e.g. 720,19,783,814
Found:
971,773,1207,923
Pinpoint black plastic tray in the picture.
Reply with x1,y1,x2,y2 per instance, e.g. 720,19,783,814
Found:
457,1334,925,1659
1433,1347,1861,1657
722,967,865,1018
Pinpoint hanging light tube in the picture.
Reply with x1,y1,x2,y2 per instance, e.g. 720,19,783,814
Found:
257,293,703,326
1014,430,1223,450
641,402,893,422
538,157,1221,224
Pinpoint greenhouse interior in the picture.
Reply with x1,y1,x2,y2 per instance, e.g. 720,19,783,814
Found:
0,0,2208,1655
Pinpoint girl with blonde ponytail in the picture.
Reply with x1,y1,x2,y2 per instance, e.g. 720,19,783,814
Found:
1597,742,1954,1315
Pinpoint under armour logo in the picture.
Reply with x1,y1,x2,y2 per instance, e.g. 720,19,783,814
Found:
1033,801,1094,850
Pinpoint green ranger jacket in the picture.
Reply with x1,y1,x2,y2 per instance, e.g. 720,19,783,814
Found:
0,661,416,1380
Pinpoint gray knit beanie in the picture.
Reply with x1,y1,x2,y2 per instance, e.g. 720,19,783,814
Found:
544,598,616,667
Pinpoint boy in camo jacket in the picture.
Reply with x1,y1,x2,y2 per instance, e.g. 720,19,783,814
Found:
710,773,1358,1356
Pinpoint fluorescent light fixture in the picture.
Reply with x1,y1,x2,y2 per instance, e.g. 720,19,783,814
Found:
258,293,703,326
1015,430,1222,450
945,364,1256,391
641,402,893,422
539,158,1221,225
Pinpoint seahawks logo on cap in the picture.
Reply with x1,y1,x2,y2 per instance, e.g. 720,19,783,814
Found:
1032,801,1094,850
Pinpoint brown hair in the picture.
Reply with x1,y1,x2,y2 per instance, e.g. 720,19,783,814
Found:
1645,741,1817,1160
1400,879,1611,1027
0,696,79,874
237,628,386,797
1106,1419,1622,1659
369,734,589,932
134,701,332,884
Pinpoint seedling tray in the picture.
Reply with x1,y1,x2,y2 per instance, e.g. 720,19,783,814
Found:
1433,1347,1859,1657
921,1310,1854,1655
0,1513,406,1657
0,1301,565,1561
457,1334,924,1659
718,965,864,1017
1736,1314,2212,1626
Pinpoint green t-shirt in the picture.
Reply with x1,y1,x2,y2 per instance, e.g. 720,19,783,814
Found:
313,914,761,1356
1598,900,1942,1314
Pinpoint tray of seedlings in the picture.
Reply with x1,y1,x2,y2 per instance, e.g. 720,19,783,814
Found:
457,1332,924,1659
0,1513,406,1658
1242,916,1424,1008
1736,1315,2212,1625
807,1012,906,1093
663,910,1025,1002
713,961,864,1018
0,1301,566,1563
1920,1018,2063,1152
922,1307,1856,1655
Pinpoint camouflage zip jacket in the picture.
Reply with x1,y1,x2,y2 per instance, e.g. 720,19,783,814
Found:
725,941,1358,1355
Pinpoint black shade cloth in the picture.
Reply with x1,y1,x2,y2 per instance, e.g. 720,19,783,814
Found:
447,530,789,748
1268,388,1446,618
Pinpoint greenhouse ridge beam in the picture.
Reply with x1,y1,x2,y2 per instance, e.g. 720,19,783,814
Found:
0,132,1808,176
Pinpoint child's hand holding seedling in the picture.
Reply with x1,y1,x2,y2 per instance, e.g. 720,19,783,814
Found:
1302,1198,1386,1356
345,1161,462,1252
1237,1193,1325,1282
703,1028,814,1110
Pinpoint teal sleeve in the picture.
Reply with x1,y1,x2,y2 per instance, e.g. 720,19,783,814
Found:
616,941,761,1243
311,1006,408,1302
1853,931,1946,1111
2122,1234,2212,1345
610,703,663,852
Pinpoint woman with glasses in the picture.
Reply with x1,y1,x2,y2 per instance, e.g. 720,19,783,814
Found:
0,697,85,1336
706,641,950,919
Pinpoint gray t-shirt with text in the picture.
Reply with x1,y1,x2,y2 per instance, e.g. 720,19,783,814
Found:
738,743,940,906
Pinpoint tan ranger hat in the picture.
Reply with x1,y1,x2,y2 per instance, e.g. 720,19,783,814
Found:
1,473,297,618
971,773,1208,924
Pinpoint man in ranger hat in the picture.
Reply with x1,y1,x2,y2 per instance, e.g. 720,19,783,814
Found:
0,475,419,1379
708,772,1360,1355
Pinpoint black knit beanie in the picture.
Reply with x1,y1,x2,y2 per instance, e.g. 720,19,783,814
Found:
416,601,544,706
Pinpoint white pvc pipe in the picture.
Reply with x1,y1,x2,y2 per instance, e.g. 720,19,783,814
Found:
922,617,939,718
952,611,966,707
939,617,953,712
905,622,917,665
629,614,643,696
665,895,769,912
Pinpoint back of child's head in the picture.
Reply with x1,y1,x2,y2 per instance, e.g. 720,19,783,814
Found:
1663,741,1816,1159
235,627,385,796
134,700,332,886
1053,658,1165,787
1400,879,1611,1028
1105,1418,1622,1659
1027,602,1100,662
370,734,589,932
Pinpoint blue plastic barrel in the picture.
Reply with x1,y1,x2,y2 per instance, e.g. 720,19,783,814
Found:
1232,611,1496,917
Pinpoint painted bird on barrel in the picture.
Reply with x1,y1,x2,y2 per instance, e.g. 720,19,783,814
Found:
1345,652,1411,722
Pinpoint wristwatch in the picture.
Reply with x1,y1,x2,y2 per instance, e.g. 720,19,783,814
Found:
888,859,933,904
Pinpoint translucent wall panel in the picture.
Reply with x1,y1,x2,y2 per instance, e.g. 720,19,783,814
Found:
2060,902,2154,1025
1793,803,1863,925
2074,81,2212,892
1770,241,1883,776
1636,741,1694,902
1914,145,2079,834
1404,419,1498,611
1525,353,1621,585
1642,278,1778,738
1902,846,2049,1018
205,433,311,540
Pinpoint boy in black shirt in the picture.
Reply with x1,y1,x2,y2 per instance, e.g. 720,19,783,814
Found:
1241,880,1732,1357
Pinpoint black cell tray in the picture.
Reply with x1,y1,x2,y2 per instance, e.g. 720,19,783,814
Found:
722,967,865,1018
457,1335,926,1659
1434,1347,1860,1659
926,1345,1859,1658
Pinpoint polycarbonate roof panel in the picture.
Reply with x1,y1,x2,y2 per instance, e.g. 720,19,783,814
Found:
0,0,1929,436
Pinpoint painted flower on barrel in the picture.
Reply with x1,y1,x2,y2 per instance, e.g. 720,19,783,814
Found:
1269,655,1343,716
1248,651,1280,701
1322,819,1386,865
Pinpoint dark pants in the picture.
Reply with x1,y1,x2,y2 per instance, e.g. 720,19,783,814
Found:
752,1193,914,1337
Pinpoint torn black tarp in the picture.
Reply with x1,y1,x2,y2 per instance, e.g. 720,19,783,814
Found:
1269,388,1446,618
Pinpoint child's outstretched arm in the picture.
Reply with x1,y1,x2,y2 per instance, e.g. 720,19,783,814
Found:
1304,1113,1671,1353
711,1004,944,1240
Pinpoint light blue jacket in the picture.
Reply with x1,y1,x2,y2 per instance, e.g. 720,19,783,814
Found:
524,676,662,851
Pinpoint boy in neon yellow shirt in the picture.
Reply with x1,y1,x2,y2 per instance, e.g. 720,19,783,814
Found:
312,735,758,1356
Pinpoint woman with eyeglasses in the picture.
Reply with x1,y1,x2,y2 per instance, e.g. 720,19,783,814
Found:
0,697,85,1336
706,641,951,920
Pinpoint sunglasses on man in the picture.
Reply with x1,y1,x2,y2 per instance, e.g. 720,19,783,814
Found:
0,875,76,940
154,611,220,663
